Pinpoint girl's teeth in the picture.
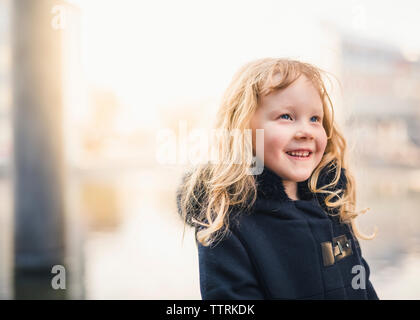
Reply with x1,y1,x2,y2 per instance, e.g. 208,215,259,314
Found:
287,151,310,157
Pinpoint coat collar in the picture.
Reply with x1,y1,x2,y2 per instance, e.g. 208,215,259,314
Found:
255,166,315,202
254,163,347,208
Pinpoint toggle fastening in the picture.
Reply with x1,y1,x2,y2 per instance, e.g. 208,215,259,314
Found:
321,235,353,266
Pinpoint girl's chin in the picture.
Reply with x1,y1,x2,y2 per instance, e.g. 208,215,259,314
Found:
267,158,316,181
284,170,313,182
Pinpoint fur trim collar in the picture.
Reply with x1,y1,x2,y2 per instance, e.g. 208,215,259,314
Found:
255,162,347,215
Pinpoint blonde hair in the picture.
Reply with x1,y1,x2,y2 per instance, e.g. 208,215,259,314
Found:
177,58,377,247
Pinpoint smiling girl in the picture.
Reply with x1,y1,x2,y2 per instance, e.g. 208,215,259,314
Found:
177,58,378,300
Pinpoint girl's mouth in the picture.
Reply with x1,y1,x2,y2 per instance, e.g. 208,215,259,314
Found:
285,151,313,160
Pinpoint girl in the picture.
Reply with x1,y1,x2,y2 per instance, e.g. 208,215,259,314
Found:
176,58,379,300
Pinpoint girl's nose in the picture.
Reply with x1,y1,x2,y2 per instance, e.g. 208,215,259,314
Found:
294,127,314,140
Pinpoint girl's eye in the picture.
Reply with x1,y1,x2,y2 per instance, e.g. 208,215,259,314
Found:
311,116,321,122
278,114,292,120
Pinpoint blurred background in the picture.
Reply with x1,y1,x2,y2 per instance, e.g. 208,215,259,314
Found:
0,0,419,299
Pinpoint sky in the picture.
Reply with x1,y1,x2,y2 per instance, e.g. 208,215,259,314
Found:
64,0,420,129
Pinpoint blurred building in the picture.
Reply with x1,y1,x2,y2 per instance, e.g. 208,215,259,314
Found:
326,28,420,297
339,32,420,170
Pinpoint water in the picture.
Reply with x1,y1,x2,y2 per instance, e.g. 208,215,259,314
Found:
82,167,200,299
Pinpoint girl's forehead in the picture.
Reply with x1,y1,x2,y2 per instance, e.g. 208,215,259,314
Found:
258,78,324,113
260,75,322,104
261,73,319,95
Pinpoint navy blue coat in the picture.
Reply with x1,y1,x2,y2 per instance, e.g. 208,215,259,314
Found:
179,165,379,300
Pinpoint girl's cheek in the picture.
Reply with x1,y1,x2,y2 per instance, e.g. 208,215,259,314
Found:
318,132,328,153
266,130,286,148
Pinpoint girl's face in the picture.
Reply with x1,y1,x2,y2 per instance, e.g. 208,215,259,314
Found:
250,75,328,183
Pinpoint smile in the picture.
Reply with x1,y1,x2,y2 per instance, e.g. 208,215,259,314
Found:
285,151,313,160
